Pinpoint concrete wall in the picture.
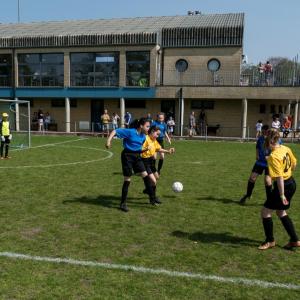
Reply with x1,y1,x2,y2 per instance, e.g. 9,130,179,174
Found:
162,47,242,85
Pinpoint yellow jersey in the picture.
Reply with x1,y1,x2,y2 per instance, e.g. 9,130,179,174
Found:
141,135,161,158
101,114,110,124
267,145,297,180
1,121,10,136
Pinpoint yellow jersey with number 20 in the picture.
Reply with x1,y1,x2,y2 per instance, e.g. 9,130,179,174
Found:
267,145,297,180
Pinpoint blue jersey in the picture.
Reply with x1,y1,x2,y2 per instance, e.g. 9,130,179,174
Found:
115,128,146,152
152,121,167,139
256,136,270,167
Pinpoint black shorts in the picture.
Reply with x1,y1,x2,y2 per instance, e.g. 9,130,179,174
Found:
142,157,157,175
2,136,10,144
252,163,269,176
264,177,296,210
157,138,164,148
121,150,146,177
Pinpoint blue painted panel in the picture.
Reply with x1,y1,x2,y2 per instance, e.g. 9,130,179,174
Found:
0,88,13,98
14,87,156,99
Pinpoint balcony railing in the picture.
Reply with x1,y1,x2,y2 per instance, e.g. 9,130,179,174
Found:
162,69,300,87
0,75,11,87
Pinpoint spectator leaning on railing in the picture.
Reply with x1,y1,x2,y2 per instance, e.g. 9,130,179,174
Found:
264,61,273,86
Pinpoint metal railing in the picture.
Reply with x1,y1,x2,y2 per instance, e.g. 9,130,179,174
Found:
162,69,300,87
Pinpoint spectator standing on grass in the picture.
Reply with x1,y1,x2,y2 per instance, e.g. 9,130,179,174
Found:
112,112,120,130
101,109,110,137
167,116,175,137
37,109,44,132
44,112,51,131
189,111,196,137
256,120,263,138
124,111,132,128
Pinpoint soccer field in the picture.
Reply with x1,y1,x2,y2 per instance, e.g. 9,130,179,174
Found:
0,136,299,299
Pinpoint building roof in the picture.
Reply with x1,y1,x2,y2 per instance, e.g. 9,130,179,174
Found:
0,13,244,48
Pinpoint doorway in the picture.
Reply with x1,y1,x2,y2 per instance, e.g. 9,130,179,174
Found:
161,100,176,120
91,100,104,132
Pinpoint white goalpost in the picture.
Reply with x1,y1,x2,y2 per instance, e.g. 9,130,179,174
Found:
0,99,31,148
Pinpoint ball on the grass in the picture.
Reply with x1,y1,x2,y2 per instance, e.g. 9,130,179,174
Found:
172,181,183,193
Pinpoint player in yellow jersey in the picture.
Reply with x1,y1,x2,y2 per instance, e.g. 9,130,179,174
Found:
259,129,300,250
0,112,12,159
141,126,175,204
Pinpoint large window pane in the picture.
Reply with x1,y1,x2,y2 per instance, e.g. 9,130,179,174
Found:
18,53,64,87
126,51,150,87
70,52,119,87
0,54,12,86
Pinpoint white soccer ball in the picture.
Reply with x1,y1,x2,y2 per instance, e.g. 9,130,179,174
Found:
172,181,183,193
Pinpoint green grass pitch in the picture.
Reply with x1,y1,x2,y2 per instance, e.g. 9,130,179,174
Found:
0,136,299,299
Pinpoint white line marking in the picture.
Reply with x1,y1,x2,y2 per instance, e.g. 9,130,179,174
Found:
0,252,299,291
11,138,87,152
0,145,113,169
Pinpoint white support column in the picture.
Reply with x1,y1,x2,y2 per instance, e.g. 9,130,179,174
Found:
65,97,70,133
180,93,184,137
120,97,125,128
293,100,299,130
241,98,248,139
15,98,20,132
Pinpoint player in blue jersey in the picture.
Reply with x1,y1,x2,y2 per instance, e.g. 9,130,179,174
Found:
106,118,159,212
239,125,272,204
151,113,171,174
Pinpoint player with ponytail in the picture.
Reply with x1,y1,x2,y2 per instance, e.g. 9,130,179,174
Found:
106,118,158,212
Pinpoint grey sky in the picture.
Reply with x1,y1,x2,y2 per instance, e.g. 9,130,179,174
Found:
0,0,299,64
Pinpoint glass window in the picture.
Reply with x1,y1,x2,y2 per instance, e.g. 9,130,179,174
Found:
0,54,12,86
191,100,214,110
175,59,188,72
70,52,119,87
207,58,221,72
126,51,150,87
18,53,64,87
259,104,266,114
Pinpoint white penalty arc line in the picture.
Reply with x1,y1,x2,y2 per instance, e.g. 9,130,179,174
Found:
0,252,299,291
11,137,88,152
0,146,113,169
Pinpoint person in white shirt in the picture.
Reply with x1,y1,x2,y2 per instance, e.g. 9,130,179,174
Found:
256,120,263,138
112,112,120,130
44,112,51,131
271,117,281,131
167,117,175,137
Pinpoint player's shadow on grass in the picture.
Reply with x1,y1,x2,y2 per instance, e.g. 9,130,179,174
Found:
172,230,260,247
63,195,152,210
197,196,260,207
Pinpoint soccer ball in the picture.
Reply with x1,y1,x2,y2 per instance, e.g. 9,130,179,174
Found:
172,181,183,193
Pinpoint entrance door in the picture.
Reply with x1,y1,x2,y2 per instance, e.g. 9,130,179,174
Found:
161,100,176,120
91,100,104,132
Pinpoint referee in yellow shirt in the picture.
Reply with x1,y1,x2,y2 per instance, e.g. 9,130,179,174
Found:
0,112,12,159
141,126,175,204
259,129,300,250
